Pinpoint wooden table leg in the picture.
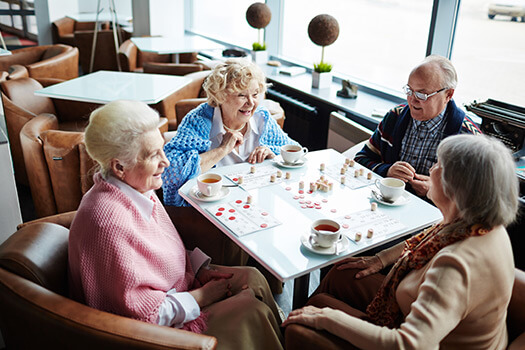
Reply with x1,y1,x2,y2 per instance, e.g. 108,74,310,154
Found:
293,274,310,310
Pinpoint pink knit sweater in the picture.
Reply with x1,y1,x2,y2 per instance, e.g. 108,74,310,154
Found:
68,174,205,332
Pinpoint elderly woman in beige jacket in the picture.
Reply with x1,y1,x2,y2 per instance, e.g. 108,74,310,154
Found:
283,134,519,349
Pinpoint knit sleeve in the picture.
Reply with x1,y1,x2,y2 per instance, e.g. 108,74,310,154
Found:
354,121,390,177
162,104,213,206
258,107,299,154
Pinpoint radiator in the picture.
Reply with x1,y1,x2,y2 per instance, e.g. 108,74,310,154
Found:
266,88,324,149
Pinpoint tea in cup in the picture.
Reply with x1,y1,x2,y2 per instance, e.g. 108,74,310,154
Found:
375,177,405,202
310,219,341,248
197,173,223,197
281,144,308,164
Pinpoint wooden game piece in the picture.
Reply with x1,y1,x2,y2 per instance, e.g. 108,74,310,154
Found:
328,182,333,191
250,166,256,174
359,168,364,176
320,175,325,181
355,232,362,242
340,176,346,184
371,202,378,211
270,174,276,182
299,181,304,189
309,182,317,191
354,169,359,177
340,167,346,175
349,159,355,167
285,171,291,179
276,170,282,178
320,163,325,171
238,176,244,184
345,158,350,165
367,228,374,238
246,195,253,204
367,172,372,180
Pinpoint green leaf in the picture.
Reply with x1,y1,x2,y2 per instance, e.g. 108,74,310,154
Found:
252,42,267,51
313,61,333,73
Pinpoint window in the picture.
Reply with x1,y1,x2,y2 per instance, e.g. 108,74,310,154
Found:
191,0,257,49
281,0,433,93
451,0,525,106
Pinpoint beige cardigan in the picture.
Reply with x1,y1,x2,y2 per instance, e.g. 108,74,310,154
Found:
323,225,514,349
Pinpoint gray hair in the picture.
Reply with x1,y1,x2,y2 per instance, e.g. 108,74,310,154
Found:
84,100,160,178
419,54,458,89
438,134,518,228
203,58,267,107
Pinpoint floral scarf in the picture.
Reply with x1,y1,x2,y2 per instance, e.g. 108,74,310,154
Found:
366,221,489,328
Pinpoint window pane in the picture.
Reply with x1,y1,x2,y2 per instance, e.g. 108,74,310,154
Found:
191,0,258,49
452,0,525,107
281,0,433,92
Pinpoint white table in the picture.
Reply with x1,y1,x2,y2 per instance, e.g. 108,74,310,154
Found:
179,149,443,308
131,34,224,63
67,12,132,27
34,71,191,105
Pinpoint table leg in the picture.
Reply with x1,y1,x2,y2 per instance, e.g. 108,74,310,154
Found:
293,274,310,310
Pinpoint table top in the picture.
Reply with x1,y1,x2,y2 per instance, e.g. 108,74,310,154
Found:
67,12,132,26
34,71,192,105
0,49,11,56
131,34,224,55
179,149,443,282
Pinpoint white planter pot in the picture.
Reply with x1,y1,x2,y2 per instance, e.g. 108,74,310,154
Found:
252,50,268,64
312,71,332,89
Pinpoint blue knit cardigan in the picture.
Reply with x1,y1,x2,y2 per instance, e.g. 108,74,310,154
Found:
354,100,481,177
162,103,298,206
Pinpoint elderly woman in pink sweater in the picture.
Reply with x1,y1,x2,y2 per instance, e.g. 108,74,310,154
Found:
68,100,283,350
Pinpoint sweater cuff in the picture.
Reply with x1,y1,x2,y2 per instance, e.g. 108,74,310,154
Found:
375,241,405,267
189,247,211,274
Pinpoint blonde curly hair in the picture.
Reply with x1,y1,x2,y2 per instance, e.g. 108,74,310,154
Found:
203,58,267,107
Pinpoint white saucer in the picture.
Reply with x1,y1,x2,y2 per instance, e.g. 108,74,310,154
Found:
274,155,307,168
300,234,350,255
189,186,230,202
371,191,411,206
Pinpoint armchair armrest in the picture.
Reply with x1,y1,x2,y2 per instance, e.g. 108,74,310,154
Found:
26,46,79,81
143,62,204,76
17,211,77,230
175,98,206,127
8,65,29,80
0,268,218,350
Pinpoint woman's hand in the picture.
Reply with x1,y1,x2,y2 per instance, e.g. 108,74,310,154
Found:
189,277,233,308
335,255,383,279
219,131,244,154
248,146,275,164
281,305,330,330
196,267,233,285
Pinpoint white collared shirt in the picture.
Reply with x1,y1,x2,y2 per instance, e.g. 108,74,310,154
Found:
209,106,264,166
106,175,210,328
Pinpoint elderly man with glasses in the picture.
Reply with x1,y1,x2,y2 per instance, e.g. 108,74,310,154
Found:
355,54,481,197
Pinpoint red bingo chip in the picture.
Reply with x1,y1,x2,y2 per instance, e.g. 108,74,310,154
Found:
235,200,242,204
260,223,268,228
342,224,349,229
261,212,268,216
218,207,225,211
331,209,337,213
229,209,235,213
229,216,236,220
233,178,238,182
285,187,291,191
215,212,222,216
243,205,250,209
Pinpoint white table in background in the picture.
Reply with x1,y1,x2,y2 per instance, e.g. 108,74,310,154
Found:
179,149,443,309
67,12,132,27
131,34,224,63
34,70,191,105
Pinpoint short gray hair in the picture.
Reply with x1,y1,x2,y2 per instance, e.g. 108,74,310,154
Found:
84,100,160,178
203,58,267,107
438,134,518,228
420,54,458,89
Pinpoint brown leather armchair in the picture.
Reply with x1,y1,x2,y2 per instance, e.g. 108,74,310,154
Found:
284,268,525,350
143,62,207,76
0,44,79,81
0,222,218,349
75,29,131,73
20,114,95,218
173,71,285,130
0,77,93,185
51,16,104,47
118,39,198,73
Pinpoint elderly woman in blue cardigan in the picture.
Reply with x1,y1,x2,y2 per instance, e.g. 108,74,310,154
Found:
162,58,297,207
161,59,297,285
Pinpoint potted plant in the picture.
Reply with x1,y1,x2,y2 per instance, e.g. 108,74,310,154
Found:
308,14,339,89
246,2,271,64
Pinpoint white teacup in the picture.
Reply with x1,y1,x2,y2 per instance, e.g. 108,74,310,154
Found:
310,219,342,248
375,177,405,201
281,144,308,164
197,173,223,197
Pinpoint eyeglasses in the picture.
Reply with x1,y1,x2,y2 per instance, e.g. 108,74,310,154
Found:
402,85,447,101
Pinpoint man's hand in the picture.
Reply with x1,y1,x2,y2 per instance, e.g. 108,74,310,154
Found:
409,173,430,196
387,161,416,182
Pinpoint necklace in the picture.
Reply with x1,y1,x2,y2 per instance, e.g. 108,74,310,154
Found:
223,123,247,133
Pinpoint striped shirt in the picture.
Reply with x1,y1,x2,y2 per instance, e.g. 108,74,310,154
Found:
399,110,446,175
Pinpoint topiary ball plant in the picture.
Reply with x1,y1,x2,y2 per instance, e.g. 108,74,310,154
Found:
308,14,339,72
246,2,272,51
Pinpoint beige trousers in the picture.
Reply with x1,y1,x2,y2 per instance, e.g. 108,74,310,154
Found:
203,265,284,350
